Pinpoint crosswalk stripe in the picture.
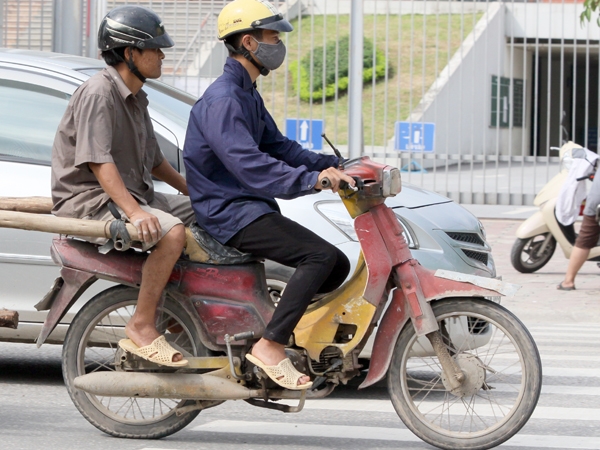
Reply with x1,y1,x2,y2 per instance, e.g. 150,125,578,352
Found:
541,367,600,377
274,399,600,421
529,332,600,338
529,325,600,331
191,420,600,449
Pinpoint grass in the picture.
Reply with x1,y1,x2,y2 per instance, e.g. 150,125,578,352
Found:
257,12,483,147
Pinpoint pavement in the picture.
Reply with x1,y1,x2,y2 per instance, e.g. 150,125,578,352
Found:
460,203,600,326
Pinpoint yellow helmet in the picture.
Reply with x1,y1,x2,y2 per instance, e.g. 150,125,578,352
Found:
217,0,293,41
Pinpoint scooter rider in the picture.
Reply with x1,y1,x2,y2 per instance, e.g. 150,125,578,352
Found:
52,6,192,366
183,0,355,389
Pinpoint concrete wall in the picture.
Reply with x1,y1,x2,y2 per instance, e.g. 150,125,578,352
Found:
406,2,506,158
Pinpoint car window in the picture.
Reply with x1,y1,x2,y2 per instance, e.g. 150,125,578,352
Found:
144,80,196,130
0,79,70,165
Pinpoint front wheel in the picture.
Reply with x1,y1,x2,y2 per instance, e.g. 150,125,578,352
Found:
388,298,542,450
62,285,210,439
510,234,556,273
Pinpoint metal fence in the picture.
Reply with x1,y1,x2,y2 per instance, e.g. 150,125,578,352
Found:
2,0,600,205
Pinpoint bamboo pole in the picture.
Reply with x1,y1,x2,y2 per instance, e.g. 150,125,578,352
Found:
0,210,140,241
0,197,53,214
0,309,18,329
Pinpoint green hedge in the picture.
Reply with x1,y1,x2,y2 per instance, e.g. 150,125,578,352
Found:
289,35,390,102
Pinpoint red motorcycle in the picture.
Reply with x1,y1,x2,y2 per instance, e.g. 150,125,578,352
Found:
31,156,540,450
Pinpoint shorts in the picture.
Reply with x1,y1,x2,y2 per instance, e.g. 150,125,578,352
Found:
85,192,195,250
574,214,600,250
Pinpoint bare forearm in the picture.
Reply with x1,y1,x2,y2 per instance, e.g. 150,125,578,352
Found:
88,162,142,217
152,159,188,195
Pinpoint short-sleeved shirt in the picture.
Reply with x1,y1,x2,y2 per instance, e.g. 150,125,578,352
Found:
183,58,339,244
51,65,164,218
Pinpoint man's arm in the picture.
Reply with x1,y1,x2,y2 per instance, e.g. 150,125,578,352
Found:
88,162,161,244
151,159,188,196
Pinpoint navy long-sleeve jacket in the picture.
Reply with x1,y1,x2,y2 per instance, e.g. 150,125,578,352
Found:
183,58,339,244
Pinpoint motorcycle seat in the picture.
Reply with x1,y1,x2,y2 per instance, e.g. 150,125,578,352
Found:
184,222,259,265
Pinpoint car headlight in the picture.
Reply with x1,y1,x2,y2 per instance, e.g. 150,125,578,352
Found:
315,201,417,248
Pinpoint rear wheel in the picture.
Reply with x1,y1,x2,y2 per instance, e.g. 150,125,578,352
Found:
510,234,556,273
62,285,209,439
388,298,542,450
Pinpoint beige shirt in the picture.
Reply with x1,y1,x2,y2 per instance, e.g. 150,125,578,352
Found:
51,66,164,218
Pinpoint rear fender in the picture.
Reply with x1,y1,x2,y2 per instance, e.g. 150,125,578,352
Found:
36,267,96,347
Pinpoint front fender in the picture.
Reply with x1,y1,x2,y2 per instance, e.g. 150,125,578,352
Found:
515,210,549,239
359,267,519,389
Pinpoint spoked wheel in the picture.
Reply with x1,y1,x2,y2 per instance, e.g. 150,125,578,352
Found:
62,285,210,439
388,298,542,450
510,234,556,273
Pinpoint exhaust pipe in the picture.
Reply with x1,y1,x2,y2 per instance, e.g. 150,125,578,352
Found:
74,372,263,400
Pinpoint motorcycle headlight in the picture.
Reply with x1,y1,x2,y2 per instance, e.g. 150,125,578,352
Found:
383,167,402,197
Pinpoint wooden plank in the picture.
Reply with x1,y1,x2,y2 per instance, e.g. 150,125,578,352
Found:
0,309,18,329
0,196,53,214
0,210,140,241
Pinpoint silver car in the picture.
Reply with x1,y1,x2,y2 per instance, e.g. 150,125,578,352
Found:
0,49,495,349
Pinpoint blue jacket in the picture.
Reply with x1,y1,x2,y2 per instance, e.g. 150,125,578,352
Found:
183,58,339,244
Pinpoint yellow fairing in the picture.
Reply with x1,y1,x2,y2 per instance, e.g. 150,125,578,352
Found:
294,256,377,361
340,188,385,219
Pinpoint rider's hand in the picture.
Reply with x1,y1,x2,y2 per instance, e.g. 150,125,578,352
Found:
317,167,356,193
128,209,161,244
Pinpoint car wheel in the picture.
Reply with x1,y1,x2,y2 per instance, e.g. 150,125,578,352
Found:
264,261,293,306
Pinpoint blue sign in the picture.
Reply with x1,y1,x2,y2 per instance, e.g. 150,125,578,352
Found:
285,118,324,151
395,122,435,152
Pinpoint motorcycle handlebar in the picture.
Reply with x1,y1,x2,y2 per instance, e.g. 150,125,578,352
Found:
319,178,354,191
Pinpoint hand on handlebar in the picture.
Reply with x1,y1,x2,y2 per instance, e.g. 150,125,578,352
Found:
129,209,161,244
317,167,356,193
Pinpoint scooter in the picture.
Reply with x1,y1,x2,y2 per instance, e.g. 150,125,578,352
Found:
35,156,540,450
511,141,600,273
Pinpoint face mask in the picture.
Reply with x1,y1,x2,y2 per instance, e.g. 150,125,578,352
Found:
251,37,286,71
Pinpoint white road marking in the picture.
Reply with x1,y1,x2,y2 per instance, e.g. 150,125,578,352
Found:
270,399,600,421
191,420,600,448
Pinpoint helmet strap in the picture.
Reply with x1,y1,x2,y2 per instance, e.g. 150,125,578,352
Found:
225,42,270,77
125,47,147,83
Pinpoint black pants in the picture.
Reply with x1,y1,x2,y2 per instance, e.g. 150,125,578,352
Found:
227,213,350,345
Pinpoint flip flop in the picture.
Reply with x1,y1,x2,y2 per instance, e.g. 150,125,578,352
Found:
246,354,313,390
119,335,189,367
557,282,576,291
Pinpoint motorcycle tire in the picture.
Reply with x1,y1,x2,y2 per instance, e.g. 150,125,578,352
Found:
510,234,556,273
387,298,542,450
62,285,210,439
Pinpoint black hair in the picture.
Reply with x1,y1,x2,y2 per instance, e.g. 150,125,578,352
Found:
101,47,126,66
224,29,263,57
100,47,144,66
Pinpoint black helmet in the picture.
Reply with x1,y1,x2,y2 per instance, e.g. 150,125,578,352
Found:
98,5,174,51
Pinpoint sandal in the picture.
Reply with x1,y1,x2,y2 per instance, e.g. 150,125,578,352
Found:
246,354,312,390
119,335,189,367
557,282,576,291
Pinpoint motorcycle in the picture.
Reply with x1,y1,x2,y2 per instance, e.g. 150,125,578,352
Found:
511,141,600,273
34,156,540,450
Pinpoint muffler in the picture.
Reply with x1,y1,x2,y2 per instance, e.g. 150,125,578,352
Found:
74,371,263,400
